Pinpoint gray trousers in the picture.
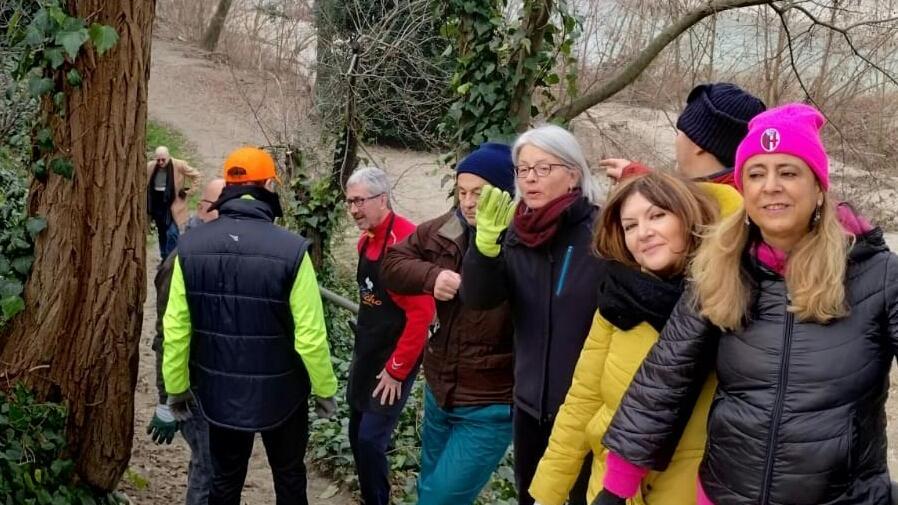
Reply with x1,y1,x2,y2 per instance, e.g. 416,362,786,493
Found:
181,410,213,505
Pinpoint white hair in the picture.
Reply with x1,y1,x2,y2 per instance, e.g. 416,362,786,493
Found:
512,124,602,206
346,166,392,208
154,146,170,159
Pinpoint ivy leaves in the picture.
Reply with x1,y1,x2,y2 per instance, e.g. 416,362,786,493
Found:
440,0,580,152
55,17,89,59
0,214,45,322
88,24,119,56
24,6,117,60
0,149,46,325
0,384,125,504
7,1,119,182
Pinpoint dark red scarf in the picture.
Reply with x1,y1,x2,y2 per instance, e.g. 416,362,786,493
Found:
513,190,581,247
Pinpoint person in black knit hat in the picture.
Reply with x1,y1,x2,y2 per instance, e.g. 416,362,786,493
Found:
602,82,766,188
673,83,767,182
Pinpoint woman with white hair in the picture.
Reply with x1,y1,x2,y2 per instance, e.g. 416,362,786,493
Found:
461,124,606,505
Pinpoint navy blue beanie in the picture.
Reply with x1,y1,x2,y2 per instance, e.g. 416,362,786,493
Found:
676,83,767,168
457,142,515,195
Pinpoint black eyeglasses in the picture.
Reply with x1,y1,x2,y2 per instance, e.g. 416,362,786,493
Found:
515,163,568,179
345,193,384,208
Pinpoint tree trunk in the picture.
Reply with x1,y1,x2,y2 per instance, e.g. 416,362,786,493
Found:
509,0,553,132
202,0,233,52
0,0,154,491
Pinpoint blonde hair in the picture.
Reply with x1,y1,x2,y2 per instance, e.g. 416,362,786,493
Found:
595,172,718,275
691,194,850,330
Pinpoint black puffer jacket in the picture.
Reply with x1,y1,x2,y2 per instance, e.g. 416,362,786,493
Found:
603,229,898,505
461,196,606,421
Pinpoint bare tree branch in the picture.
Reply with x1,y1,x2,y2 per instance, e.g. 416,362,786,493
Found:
783,3,898,88
770,3,877,169
550,0,771,122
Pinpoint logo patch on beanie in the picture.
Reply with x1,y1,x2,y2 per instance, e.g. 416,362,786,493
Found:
761,128,781,152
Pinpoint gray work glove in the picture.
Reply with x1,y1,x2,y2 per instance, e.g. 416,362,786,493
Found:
314,396,337,419
166,390,195,422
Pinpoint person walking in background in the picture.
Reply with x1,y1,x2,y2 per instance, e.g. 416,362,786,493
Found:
162,147,338,505
381,143,516,505
344,167,436,505
598,104,895,504
461,125,607,505
147,176,226,505
529,172,721,505
146,145,202,259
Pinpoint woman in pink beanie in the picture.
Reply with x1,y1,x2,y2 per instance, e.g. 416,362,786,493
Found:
592,103,898,505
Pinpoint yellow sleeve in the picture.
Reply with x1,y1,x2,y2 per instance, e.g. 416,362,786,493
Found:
697,182,743,219
530,310,614,505
162,256,192,395
290,253,338,398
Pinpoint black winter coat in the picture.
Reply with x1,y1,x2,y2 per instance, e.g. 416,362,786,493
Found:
461,196,606,421
603,229,898,505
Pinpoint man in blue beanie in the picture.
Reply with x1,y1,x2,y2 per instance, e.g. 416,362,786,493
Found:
380,143,516,505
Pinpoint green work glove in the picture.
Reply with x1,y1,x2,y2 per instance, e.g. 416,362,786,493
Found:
474,185,515,258
147,403,179,445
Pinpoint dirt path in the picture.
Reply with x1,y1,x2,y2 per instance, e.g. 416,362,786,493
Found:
121,36,353,505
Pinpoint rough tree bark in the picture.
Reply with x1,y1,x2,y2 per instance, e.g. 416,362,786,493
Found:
0,0,154,491
202,0,233,52
549,0,771,122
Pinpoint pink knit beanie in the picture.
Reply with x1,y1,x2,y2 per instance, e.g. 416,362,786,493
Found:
734,103,829,191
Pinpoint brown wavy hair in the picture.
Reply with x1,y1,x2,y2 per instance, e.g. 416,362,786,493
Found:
594,171,718,275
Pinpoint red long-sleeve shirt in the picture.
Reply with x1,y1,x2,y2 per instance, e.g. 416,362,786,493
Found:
357,212,435,380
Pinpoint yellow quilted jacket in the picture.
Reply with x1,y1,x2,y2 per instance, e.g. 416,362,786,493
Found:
529,311,717,505
528,182,740,505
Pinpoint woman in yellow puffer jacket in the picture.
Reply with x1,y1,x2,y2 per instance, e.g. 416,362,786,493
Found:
529,172,738,505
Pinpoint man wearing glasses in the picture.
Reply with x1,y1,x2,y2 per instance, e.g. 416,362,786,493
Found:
146,145,202,259
344,166,435,505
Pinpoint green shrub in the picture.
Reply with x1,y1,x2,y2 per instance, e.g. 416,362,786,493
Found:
0,80,41,327
0,383,122,504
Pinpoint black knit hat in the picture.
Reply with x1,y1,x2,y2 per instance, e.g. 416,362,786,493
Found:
675,83,767,168
457,142,516,195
